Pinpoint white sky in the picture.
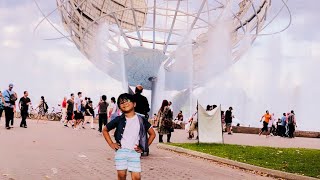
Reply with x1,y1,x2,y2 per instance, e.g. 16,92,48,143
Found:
0,0,319,131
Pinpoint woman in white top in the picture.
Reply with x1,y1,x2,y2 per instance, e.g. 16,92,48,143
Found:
108,97,119,121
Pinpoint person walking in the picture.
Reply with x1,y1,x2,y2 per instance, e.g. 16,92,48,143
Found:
73,92,83,129
3,83,17,129
64,93,75,127
157,100,173,143
61,97,67,123
19,91,31,128
102,93,156,180
98,95,109,133
259,110,271,137
133,85,150,119
287,110,297,138
225,107,234,135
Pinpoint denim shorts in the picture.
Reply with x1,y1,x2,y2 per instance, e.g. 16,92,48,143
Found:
115,149,141,172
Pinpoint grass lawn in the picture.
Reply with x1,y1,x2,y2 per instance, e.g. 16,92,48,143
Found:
171,143,320,178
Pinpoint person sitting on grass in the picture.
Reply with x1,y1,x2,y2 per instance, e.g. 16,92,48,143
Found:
102,93,156,180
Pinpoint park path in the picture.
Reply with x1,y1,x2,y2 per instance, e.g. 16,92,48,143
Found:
0,120,276,180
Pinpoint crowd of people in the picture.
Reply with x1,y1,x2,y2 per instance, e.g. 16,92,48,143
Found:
0,82,299,141
60,92,122,134
0,83,156,180
259,110,297,138
0,84,55,129
0,83,69,129
0,82,303,179
58,85,150,135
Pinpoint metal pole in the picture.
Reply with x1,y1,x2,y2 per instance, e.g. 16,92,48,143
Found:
149,77,157,118
153,0,156,49
129,0,143,46
163,0,181,54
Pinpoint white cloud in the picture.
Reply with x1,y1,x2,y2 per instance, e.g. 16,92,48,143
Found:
2,39,21,48
2,25,20,34
0,2,125,107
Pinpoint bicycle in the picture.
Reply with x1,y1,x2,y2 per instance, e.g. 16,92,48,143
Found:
28,106,38,119
14,111,21,118
47,105,62,121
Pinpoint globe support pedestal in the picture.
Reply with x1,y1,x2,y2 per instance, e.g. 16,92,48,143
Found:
149,76,157,118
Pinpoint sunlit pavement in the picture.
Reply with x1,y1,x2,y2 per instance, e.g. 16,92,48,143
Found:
0,119,307,180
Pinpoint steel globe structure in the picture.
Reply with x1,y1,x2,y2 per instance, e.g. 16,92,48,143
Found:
54,0,278,90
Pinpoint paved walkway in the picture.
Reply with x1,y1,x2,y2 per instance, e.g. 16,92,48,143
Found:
0,119,276,180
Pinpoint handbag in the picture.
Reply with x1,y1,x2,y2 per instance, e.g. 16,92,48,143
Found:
6,90,17,104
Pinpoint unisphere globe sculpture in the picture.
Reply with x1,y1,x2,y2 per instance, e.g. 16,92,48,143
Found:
54,0,284,90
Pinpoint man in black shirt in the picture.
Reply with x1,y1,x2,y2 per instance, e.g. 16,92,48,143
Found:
19,91,31,128
133,85,150,119
64,93,75,127
225,107,234,135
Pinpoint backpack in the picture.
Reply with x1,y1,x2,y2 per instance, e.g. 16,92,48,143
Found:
6,90,17,104
99,101,108,114
44,102,49,112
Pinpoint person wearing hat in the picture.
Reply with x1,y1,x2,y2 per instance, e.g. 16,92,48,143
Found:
2,83,17,129
133,85,150,119
225,107,234,135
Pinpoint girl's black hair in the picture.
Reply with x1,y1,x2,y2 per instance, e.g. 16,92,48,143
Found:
102,95,107,101
160,100,169,112
117,93,135,107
